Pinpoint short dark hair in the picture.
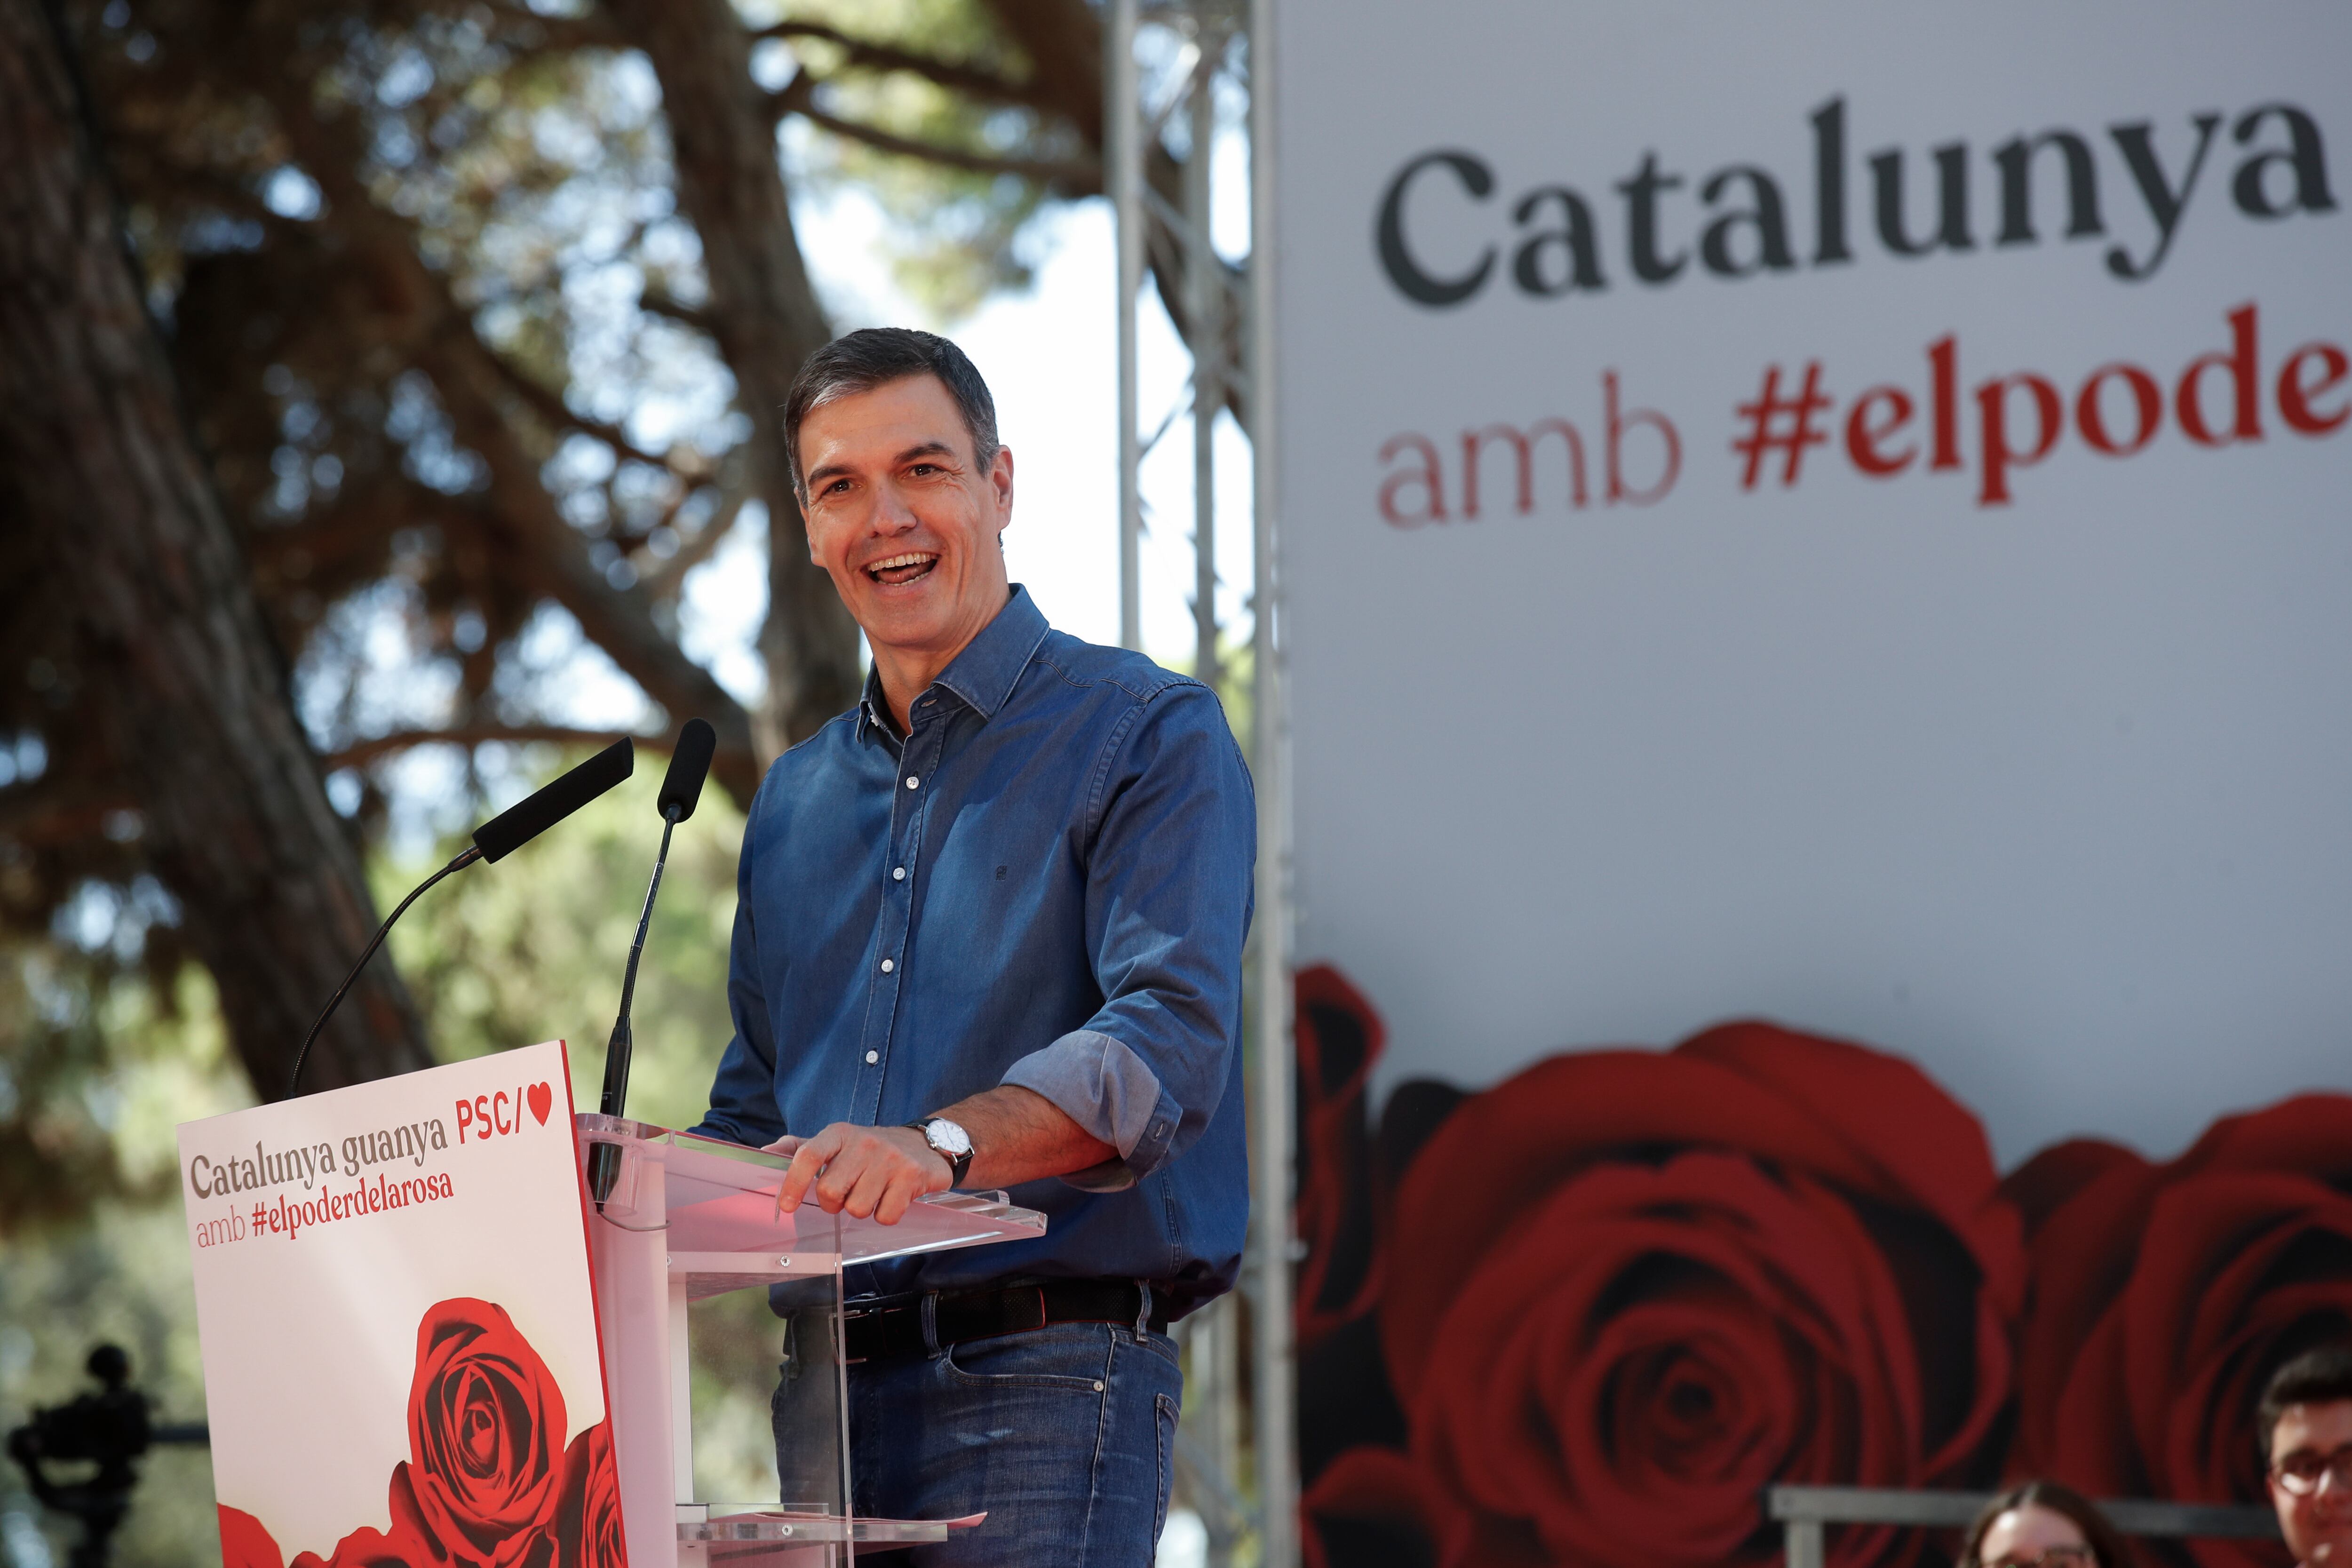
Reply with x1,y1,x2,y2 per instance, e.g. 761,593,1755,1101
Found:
2259,1346,2352,1460
1959,1480,2135,1568
782,327,1000,502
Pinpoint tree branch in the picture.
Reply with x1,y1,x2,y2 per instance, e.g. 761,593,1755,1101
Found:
637,463,749,601
477,1,629,56
771,74,1097,193
748,19,1059,118
324,724,636,772
463,328,674,472
638,287,716,338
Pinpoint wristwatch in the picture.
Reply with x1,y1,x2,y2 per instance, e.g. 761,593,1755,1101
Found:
903,1117,975,1186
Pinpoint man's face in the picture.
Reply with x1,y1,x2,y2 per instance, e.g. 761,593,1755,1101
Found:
798,374,1013,664
2271,1400,2352,1566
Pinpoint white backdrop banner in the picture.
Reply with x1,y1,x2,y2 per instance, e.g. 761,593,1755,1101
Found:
1272,0,2352,1162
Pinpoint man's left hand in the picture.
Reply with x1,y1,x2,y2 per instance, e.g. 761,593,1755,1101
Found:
766,1123,950,1224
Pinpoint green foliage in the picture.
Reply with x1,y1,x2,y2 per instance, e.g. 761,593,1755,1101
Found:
0,944,137,1238
381,767,746,1133
0,945,250,1238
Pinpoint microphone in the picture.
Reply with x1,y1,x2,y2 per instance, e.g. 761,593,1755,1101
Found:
286,738,635,1098
472,736,636,861
590,719,715,1207
657,717,717,824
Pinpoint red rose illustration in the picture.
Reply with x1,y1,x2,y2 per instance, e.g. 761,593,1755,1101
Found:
2010,1094,2352,1568
1295,964,1388,1352
219,1505,286,1568
1303,1445,1459,1568
398,1297,570,1568
1370,1020,2025,1568
553,1421,625,1568
288,1520,439,1568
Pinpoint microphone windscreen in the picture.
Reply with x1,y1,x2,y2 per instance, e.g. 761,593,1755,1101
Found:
471,738,634,862
658,718,718,822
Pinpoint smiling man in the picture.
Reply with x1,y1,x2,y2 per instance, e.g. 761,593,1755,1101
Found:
2263,1348,2352,1568
694,328,1255,1564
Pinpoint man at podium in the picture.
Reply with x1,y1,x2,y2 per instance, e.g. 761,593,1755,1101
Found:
695,328,1255,1564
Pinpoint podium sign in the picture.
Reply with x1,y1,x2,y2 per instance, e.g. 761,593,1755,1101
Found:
179,1040,618,1568
181,1044,1049,1567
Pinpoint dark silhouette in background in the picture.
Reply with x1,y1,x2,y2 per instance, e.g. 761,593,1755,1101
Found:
7,1344,207,1568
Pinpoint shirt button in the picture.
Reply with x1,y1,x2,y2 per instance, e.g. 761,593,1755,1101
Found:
905,775,920,789
865,1051,879,1065
892,867,906,881
880,958,895,973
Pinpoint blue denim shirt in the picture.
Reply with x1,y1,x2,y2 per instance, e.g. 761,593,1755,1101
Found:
696,587,1255,1317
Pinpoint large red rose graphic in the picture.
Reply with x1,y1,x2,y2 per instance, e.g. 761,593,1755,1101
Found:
553,1420,625,1568
1366,1019,2025,1568
1295,964,1388,1353
288,1520,439,1568
219,1505,286,1568
398,1297,571,1568
220,1300,602,1568
2010,1094,2352,1568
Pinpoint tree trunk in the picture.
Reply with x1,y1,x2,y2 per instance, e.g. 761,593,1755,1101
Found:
0,0,433,1097
608,0,864,756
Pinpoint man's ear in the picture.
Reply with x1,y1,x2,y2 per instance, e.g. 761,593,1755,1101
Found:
990,445,1015,512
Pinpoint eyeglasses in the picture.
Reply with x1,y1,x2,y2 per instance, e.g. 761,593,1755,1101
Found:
1985,1546,2095,1568
2273,1443,2352,1496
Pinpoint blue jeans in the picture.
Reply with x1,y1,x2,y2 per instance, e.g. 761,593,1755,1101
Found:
775,1303,1183,1566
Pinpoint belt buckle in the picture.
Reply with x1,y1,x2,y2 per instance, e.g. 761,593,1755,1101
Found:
1013,1285,1048,1335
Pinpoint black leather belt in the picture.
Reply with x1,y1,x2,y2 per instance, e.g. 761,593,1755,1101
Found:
842,1279,1166,1363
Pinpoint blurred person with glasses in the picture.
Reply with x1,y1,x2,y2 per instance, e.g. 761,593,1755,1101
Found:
2262,1346,2352,1567
1959,1480,2136,1568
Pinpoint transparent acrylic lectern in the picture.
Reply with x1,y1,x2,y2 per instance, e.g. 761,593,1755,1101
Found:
576,1115,1047,1566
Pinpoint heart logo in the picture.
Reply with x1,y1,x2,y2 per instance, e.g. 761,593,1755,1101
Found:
527,1082,553,1126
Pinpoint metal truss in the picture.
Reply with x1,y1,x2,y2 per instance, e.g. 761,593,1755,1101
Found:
1107,0,1293,1563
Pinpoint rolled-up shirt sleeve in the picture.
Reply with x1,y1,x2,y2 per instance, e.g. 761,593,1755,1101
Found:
1001,681,1255,1187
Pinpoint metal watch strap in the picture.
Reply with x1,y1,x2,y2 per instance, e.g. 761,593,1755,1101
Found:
904,1119,973,1186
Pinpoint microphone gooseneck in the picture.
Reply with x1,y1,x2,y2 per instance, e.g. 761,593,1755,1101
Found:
591,720,715,1207
285,845,480,1100
286,738,636,1099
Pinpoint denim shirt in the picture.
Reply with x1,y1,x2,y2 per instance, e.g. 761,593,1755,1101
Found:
696,587,1255,1317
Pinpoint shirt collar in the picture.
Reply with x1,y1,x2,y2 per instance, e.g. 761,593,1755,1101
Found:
856,584,1049,740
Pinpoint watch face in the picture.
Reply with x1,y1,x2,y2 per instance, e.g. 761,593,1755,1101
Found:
927,1119,973,1157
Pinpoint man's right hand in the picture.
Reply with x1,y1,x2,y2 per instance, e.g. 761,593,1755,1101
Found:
764,1122,951,1225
